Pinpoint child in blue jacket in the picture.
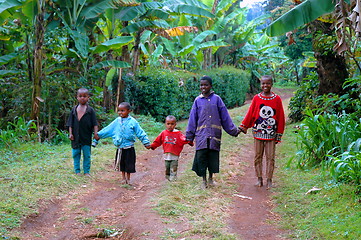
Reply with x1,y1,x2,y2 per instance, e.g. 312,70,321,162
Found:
95,102,151,184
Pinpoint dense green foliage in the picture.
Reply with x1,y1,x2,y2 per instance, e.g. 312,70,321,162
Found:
289,73,361,122
201,66,251,108
122,66,250,122
125,68,199,122
288,72,318,122
296,110,361,168
328,140,361,192
0,117,37,149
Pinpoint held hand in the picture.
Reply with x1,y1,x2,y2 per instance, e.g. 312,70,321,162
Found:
69,134,74,141
239,126,247,134
94,133,99,140
145,145,151,149
188,141,194,146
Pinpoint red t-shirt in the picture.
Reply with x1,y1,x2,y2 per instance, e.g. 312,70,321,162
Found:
151,129,188,156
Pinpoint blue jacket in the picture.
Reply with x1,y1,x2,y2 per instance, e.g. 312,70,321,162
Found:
98,116,150,148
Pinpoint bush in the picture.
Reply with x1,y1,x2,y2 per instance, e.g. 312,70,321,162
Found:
0,117,37,147
327,139,361,194
288,72,318,122
289,74,361,123
199,66,251,108
126,68,199,122
126,66,250,122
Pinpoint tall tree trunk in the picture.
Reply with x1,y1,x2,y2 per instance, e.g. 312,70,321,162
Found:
30,1,45,124
315,53,348,95
115,68,124,112
312,21,348,95
122,21,131,63
132,30,143,72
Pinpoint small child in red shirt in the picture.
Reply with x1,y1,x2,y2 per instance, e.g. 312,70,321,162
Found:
151,115,193,181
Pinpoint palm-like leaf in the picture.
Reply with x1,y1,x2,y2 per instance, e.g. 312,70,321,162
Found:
0,0,22,24
266,0,335,37
92,60,131,69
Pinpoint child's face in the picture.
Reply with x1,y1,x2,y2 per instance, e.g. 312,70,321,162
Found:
165,119,177,132
200,80,212,96
118,105,131,118
260,78,273,94
77,92,89,105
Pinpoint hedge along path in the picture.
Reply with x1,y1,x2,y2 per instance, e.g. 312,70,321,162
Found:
14,88,293,240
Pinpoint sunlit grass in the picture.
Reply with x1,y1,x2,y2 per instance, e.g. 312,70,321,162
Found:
275,123,361,239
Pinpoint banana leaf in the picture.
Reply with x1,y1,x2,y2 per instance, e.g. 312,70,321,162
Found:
266,0,335,37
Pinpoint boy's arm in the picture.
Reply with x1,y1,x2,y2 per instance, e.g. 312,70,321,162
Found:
150,132,163,150
240,96,257,131
185,101,197,141
179,132,193,146
276,97,286,142
93,125,99,140
97,118,117,139
68,127,74,140
134,122,151,147
218,97,238,136
66,109,74,140
91,107,99,139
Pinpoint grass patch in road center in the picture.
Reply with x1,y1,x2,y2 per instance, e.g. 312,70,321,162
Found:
152,105,250,239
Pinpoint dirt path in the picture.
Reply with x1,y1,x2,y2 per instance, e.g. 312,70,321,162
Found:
16,89,293,240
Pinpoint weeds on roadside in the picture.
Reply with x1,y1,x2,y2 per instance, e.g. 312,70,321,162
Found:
327,138,361,194
296,110,361,168
276,124,361,239
0,117,36,148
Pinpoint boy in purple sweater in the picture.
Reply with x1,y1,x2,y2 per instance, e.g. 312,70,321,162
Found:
186,76,241,188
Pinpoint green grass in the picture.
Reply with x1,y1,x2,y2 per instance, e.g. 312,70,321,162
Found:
275,123,361,239
0,115,162,238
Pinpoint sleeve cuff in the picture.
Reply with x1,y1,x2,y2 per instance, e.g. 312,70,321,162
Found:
276,133,283,142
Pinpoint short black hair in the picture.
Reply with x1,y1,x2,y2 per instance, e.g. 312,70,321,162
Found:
261,75,273,83
165,115,177,122
119,102,131,110
200,75,212,85
77,88,89,96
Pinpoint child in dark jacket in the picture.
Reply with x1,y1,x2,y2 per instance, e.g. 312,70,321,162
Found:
186,76,241,189
67,88,98,176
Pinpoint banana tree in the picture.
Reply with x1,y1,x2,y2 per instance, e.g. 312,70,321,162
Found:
265,0,359,95
0,0,47,124
51,0,126,80
115,0,215,71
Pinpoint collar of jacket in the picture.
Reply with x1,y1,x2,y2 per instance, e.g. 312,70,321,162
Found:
199,91,215,98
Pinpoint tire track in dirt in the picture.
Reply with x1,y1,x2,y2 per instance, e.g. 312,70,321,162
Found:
17,146,195,239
